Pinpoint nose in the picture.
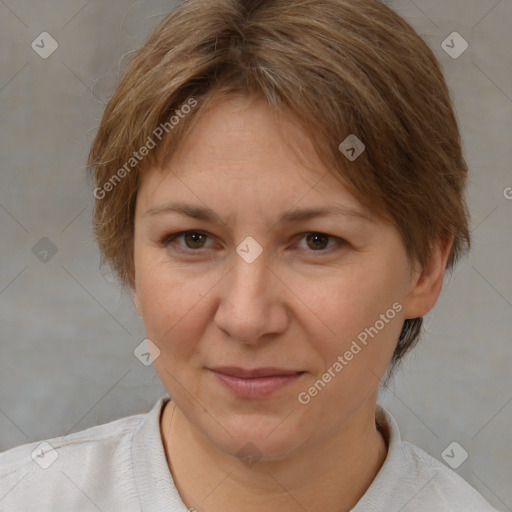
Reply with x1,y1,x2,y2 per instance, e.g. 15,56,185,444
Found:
213,247,289,345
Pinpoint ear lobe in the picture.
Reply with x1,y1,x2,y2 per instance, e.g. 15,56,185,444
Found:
132,289,143,317
402,235,454,320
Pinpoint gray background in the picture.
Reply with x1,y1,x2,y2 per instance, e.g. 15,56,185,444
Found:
0,0,510,510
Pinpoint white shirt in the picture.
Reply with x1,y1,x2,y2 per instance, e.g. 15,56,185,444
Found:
0,396,499,511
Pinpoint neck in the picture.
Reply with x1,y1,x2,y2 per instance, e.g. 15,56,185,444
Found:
160,394,388,512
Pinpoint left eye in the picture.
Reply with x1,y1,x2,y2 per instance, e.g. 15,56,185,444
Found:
295,232,340,252
161,231,343,254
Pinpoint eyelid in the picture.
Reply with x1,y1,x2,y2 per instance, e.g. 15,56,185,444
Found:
161,230,345,255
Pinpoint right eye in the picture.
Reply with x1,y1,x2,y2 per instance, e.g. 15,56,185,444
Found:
160,230,215,253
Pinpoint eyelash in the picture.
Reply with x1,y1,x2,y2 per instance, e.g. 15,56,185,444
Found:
160,230,345,256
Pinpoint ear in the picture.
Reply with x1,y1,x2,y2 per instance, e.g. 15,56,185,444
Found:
402,234,454,320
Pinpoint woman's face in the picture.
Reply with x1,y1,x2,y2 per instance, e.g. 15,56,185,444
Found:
132,94,424,460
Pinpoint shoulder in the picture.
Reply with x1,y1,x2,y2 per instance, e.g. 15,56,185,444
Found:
400,440,499,511
0,410,145,474
0,411,144,468
0,405,153,510
358,405,500,512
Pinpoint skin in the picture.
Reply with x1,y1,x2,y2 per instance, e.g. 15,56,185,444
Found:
132,94,453,512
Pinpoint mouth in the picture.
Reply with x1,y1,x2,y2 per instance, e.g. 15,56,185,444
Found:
208,367,306,399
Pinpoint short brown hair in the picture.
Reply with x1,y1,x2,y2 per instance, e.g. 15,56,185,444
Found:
87,0,471,385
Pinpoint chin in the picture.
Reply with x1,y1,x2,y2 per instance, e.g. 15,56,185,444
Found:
200,411,307,463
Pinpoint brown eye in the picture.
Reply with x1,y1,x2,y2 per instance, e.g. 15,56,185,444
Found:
304,232,330,251
182,231,208,249
294,232,346,256
162,231,213,252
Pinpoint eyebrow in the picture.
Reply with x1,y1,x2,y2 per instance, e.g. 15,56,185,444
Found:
145,202,375,224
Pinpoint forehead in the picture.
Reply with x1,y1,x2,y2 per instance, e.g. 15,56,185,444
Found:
170,95,325,179
141,96,356,199
136,95,372,221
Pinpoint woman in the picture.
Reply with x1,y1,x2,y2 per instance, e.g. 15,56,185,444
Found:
0,0,501,510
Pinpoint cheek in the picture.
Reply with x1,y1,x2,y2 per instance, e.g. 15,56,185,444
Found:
292,268,405,419
292,260,406,368
135,256,215,359
309,262,399,322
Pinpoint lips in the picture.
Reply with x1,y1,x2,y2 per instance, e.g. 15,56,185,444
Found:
208,367,305,398
210,366,304,378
